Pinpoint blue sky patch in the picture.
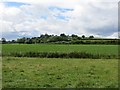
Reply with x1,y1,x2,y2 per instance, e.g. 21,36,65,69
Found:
41,16,48,20
4,2,30,7
49,6,74,13
54,15,70,21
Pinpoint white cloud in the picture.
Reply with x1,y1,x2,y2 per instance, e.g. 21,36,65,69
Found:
5,7,21,16
2,0,119,3
106,32,119,38
1,0,119,40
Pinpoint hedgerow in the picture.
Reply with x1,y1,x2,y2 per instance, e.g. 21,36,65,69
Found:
2,51,118,59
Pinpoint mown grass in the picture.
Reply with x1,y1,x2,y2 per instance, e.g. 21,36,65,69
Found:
2,57,118,88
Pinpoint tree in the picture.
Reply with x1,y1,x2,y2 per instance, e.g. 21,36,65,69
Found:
11,40,16,43
17,37,26,44
60,33,66,37
89,36,94,39
82,35,85,39
2,38,6,44
71,34,79,40
31,37,37,44
77,37,82,40
40,34,45,38
25,38,32,44
44,33,49,38
71,34,78,38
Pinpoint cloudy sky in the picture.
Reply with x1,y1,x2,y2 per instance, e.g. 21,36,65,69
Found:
0,0,119,40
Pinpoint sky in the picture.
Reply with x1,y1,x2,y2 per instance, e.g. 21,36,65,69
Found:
0,0,119,40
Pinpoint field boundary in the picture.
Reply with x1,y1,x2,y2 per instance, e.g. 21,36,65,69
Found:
2,51,119,59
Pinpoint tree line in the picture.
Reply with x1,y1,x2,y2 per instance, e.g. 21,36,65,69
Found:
1,33,120,44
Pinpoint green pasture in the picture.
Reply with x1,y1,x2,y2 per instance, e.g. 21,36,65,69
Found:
2,57,118,88
2,44,119,88
2,44,118,56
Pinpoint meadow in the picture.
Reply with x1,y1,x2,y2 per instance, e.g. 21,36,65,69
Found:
2,44,118,53
2,57,118,88
2,44,118,57
2,44,119,88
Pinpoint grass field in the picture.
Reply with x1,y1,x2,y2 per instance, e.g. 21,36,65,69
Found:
2,44,119,88
2,44,118,55
0,57,2,89
2,57,118,88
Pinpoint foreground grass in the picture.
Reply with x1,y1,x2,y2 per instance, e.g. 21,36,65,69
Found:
2,57,118,88
0,57,2,89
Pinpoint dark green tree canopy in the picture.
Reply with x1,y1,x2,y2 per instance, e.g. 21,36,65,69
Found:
2,34,119,45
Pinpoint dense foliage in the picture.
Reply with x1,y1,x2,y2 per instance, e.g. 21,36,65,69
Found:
1,34,120,44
